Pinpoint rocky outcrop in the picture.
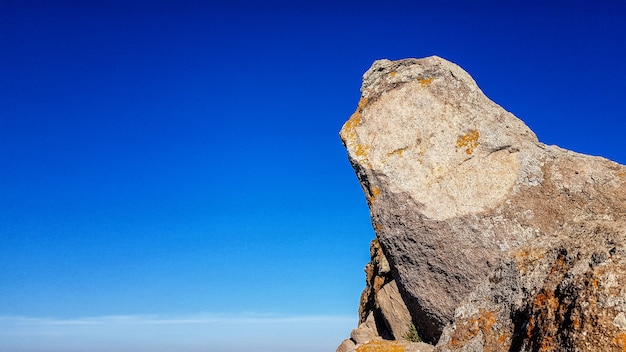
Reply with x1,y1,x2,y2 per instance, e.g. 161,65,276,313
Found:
338,56,626,351
338,239,418,351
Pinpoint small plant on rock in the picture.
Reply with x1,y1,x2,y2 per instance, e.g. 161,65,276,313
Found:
403,323,421,342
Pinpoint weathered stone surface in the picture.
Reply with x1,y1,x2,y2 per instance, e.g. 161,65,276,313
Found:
339,56,626,351
337,338,356,352
359,239,393,328
377,280,412,340
358,238,412,340
351,312,379,345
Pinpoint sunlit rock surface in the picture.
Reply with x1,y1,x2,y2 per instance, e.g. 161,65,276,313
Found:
339,56,626,351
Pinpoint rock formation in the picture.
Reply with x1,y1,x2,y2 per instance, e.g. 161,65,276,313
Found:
338,56,626,351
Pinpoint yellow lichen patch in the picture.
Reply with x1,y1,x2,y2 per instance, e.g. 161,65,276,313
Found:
356,96,369,111
417,77,434,87
386,148,406,157
355,144,370,158
456,130,480,155
344,110,361,132
614,332,626,352
342,97,369,143
355,340,406,352
618,172,626,178
390,71,396,77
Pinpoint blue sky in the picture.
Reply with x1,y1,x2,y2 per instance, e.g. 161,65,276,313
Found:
1,1,626,351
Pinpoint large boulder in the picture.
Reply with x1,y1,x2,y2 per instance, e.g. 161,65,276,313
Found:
339,56,626,351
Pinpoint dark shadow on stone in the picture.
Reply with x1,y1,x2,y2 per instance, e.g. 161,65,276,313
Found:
509,307,529,352
391,269,445,344
372,307,395,340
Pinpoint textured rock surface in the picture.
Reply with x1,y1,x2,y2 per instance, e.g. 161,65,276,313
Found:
357,238,412,340
339,56,626,351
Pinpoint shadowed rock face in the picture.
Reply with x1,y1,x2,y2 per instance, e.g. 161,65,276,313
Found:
338,56,626,351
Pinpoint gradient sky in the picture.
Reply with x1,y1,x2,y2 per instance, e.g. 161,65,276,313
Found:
1,1,626,351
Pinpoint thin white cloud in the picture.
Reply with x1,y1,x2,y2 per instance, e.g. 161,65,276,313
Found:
0,313,355,352
0,312,354,326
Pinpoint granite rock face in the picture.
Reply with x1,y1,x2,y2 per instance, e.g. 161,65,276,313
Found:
339,56,626,351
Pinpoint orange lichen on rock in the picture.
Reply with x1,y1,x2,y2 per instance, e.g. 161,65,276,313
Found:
355,340,406,352
540,336,556,351
449,309,497,349
497,333,509,344
514,248,546,274
533,291,559,312
525,288,568,351
367,186,381,205
614,332,626,352
456,130,479,155
417,77,434,87
548,253,568,275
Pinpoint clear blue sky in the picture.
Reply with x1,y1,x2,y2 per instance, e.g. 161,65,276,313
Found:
1,1,625,351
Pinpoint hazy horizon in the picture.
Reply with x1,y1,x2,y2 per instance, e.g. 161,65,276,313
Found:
0,313,354,351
